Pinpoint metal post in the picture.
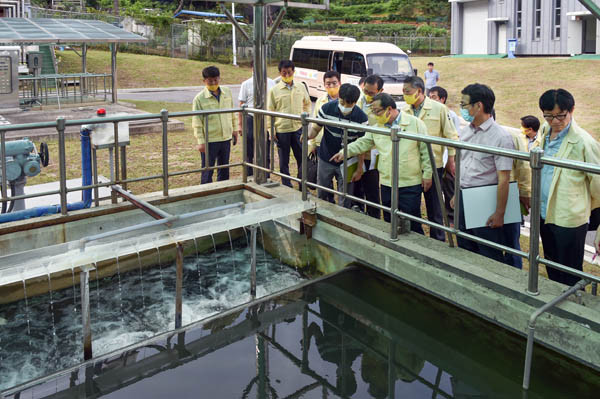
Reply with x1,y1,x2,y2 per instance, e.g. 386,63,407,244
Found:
82,43,87,95
390,126,400,241
120,145,127,191
161,109,169,196
175,242,184,329
426,143,454,246
1,132,7,204
250,225,257,298
301,112,309,201
110,43,117,104
454,148,461,240
253,2,268,184
527,147,544,296
270,116,275,173
113,121,120,201
232,3,237,66
80,264,94,361
57,117,68,215
342,127,348,201
242,107,248,183
204,115,210,173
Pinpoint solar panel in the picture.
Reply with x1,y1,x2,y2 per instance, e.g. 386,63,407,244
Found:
0,18,147,44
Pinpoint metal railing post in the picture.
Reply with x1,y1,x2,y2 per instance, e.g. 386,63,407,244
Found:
242,107,248,183
161,109,169,197
342,127,348,202
175,242,184,329
250,225,257,298
426,142,455,246
204,115,210,174
270,116,276,173
454,148,461,240
56,117,68,215
527,147,544,296
1,132,7,204
80,264,94,361
390,126,400,241
301,112,309,201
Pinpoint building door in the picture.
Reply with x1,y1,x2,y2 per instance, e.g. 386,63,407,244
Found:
462,0,489,54
582,16,597,54
567,18,583,55
498,24,507,54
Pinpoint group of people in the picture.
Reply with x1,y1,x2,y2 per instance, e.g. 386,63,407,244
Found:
190,61,600,288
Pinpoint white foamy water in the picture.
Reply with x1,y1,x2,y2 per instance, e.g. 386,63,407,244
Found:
0,231,304,391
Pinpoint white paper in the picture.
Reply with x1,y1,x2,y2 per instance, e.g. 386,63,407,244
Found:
462,181,521,229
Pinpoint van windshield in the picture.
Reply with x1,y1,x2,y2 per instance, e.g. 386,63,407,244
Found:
366,53,413,77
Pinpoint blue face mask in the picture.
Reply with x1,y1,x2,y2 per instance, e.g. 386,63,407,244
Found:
460,108,474,123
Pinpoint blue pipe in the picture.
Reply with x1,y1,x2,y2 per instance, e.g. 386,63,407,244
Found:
0,129,93,223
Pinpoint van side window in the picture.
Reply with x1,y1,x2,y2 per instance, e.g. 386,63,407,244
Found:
341,52,366,77
292,49,331,71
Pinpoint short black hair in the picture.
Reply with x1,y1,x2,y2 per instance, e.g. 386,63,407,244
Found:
403,76,425,93
202,66,220,79
364,74,384,90
538,89,575,112
339,83,360,104
278,60,295,71
323,70,340,83
358,76,366,86
373,93,396,110
429,86,448,103
521,115,540,132
427,62,434,66
461,83,495,114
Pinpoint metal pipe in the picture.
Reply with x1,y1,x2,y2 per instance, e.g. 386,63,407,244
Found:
270,116,275,173
242,107,248,183
175,242,184,329
390,126,400,241
426,142,454,246
111,185,171,220
78,202,244,247
454,148,461,243
253,3,268,184
120,145,127,191
161,109,169,197
303,178,390,212
522,279,588,390
342,127,348,201
1,132,7,203
250,225,257,298
110,43,117,104
301,112,309,201
57,117,68,215
80,264,94,361
267,6,287,42
220,2,250,41
204,114,210,172
527,147,543,296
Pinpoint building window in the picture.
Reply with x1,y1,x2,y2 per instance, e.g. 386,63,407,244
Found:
534,0,541,40
553,0,561,38
516,0,522,39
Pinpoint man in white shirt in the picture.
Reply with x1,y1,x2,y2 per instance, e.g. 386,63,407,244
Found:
238,61,276,177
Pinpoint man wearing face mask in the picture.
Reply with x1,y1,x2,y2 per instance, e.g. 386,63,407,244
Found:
536,89,600,286
267,60,311,188
402,76,458,241
450,83,514,263
308,83,368,206
331,93,432,234
192,66,240,184
353,74,384,219
308,71,342,156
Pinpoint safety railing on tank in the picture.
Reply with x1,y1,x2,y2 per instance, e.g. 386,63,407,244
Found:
1,106,599,392
19,73,113,106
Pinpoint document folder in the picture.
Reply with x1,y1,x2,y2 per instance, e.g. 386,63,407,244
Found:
462,181,521,229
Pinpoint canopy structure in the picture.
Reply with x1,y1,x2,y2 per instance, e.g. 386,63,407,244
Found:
0,18,147,44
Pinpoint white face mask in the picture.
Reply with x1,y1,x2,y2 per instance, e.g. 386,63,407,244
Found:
338,103,354,115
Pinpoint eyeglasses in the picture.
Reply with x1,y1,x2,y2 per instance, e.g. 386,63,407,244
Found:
543,113,569,122
371,107,385,115
459,102,473,109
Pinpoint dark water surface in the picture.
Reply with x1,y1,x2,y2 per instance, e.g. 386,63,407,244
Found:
5,267,599,398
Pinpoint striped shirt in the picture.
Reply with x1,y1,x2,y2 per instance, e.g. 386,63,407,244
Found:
317,99,369,165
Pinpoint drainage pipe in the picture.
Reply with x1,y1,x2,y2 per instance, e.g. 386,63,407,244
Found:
0,128,93,223
522,279,588,390
111,185,171,220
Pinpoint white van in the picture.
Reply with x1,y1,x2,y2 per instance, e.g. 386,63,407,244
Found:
290,36,416,101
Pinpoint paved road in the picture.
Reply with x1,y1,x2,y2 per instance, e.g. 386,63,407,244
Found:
118,85,241,104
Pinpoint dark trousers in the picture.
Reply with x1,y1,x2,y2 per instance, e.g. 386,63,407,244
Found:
381,184,424,234
200,140,231,184
424,167,446,241
245,115,271,177
503,222,523,269
276,129,302,188
540,219,587,286
441,170,455,223
352,160,381,219
457,195,506,263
